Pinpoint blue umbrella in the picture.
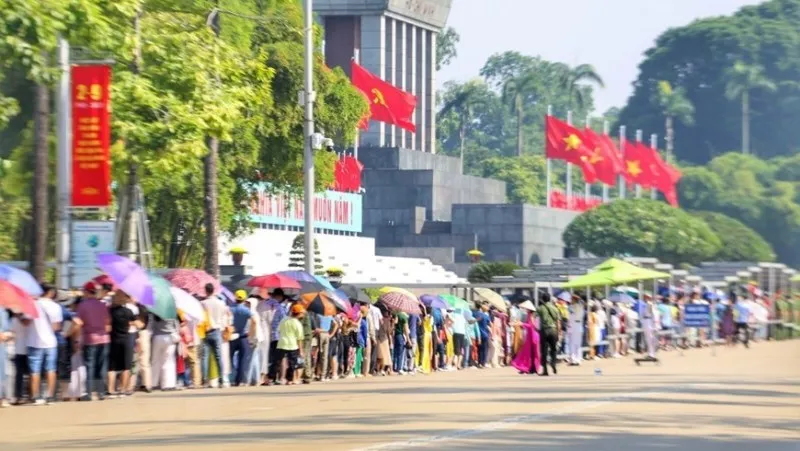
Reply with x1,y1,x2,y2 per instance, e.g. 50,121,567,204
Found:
609,292,635,304
0,264,43,297
277,270,317,283
313,275,337,292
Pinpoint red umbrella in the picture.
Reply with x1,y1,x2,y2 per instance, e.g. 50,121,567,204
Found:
165,269,220,297
0,280,38,318
247,273,301,290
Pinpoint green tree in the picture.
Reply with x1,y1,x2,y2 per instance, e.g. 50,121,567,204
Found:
478,155,547,205
439,79,490,171
563,198,721,265
654,81,694,160
691,211,775,262
288,233,323,275
560,63,605,110
467,261,521,283
723,61,777,155
502,70,540,157
617,0,800,164
436,27,459,71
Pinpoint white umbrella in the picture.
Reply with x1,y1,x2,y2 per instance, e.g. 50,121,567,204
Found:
170,286,204,322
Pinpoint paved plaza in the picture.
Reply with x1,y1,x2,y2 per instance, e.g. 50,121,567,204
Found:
1,340,798,451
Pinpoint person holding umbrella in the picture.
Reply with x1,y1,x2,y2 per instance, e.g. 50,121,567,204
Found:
275,304,306,385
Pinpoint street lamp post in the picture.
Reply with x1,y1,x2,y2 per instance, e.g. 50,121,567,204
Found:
302,0,316,274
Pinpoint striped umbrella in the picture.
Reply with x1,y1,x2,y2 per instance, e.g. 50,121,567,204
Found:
298,291,342,316
165,269,220,297
378,290,421,315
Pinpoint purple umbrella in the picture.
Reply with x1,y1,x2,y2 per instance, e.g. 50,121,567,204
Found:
277,270,317,282
96,253,154,306
420,294,448,310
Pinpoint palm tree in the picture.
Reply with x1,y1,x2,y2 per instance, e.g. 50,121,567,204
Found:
724,62,777,155
439,80,487,173
559,63,605,110
655,81,695,160
502,71,539,157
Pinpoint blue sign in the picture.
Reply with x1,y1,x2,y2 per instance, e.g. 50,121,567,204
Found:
250,187,363,233
683,304,711,328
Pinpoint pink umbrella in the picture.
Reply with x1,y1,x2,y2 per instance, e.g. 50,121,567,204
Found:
165,269,220,297
378,291,421,315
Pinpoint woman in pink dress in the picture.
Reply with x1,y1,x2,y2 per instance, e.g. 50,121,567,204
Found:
511,309,540,375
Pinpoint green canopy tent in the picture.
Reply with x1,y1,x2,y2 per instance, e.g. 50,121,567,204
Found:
561,258,670,289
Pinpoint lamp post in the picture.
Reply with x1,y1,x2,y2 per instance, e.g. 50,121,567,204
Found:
302,0,316,274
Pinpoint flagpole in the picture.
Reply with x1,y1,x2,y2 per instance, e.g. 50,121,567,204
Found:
566,110,573,209
546,105,552,208
635,129,643,198
619,125,626,199
353,48,360,160
585,114,591,203
602,120,610,203
650,133,658,200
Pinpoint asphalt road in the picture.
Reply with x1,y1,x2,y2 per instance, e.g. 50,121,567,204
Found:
1,340,798,451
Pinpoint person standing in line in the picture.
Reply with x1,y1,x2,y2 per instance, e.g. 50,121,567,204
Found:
640,295,658,359
229,290,255,386
474,303,491,368
267,289,289,384
255,290,274,385
246,293,266,386
733,294,751,348
406,312,419,374
150,312,179,391
536,292,560,376
450,308,467,370
107,291,142,397
315,313,333,381
76,282,110,401
201,283,229,388
276,304,306,385
129,303,151,393
392,312,409,375
10,311,28,405
567,296,585,365
0,307,12,407
362,305,375,377
300,306,319,384
27,284,63,405
368,303,382,375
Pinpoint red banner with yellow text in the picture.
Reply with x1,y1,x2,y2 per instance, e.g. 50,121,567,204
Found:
71,65,112,207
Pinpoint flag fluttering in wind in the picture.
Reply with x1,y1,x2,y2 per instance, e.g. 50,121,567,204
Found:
545,115,597,183
351,62,417,133
581,127,625,186
623,141,682,206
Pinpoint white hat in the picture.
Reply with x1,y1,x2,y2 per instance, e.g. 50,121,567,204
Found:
518,300,536,312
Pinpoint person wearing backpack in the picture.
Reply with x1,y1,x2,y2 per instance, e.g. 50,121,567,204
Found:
536,292,561,376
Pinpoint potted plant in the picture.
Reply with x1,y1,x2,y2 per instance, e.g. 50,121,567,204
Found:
229,246,248,266
326,266,345,285
467,249,484,263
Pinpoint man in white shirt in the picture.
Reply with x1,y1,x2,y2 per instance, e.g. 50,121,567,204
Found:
26,284,63,405
567,297,585,365
255,292,275,384
247,293,267,386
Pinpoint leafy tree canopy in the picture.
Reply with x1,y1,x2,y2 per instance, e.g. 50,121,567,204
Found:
563,198,722,266
467,261,521,283
617,0,800,164
691,211,775,262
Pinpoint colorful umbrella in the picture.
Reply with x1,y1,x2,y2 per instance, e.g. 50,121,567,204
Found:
419,294,448,310
337,284,371,304
0,280,38,318
440,294,471,311
378,290,421,315
471,287,507,312
169,286,204,322
297,282,349,312
277,270,317,283
333,289,354,312
165,269,220,297
298,291,341,316
0,264,43,297
247,273,301,290
96,253,154,306
148,276,178,320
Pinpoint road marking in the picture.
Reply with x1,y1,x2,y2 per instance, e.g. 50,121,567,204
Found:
350,386,690,451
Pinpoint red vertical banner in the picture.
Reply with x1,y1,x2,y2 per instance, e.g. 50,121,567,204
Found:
71,65,112,207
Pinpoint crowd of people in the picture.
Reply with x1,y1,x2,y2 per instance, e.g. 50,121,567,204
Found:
0,279,796,407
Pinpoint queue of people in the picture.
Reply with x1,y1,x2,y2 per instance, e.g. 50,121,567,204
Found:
0,279,796,408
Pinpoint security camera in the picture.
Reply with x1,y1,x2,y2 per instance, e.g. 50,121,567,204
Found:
323,138,335,152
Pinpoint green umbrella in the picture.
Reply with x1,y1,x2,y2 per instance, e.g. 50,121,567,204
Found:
440,294,471,311
562,259,670,288
149,275,178,320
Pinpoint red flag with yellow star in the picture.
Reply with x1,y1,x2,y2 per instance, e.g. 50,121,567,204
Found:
582,127,625,186
351,62,417,133
623,140,661,189
651,150,682,206
545,116,597,183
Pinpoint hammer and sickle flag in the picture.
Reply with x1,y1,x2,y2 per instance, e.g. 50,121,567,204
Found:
351,61,417,133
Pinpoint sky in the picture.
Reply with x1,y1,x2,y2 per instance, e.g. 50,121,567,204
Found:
438,0,763,113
